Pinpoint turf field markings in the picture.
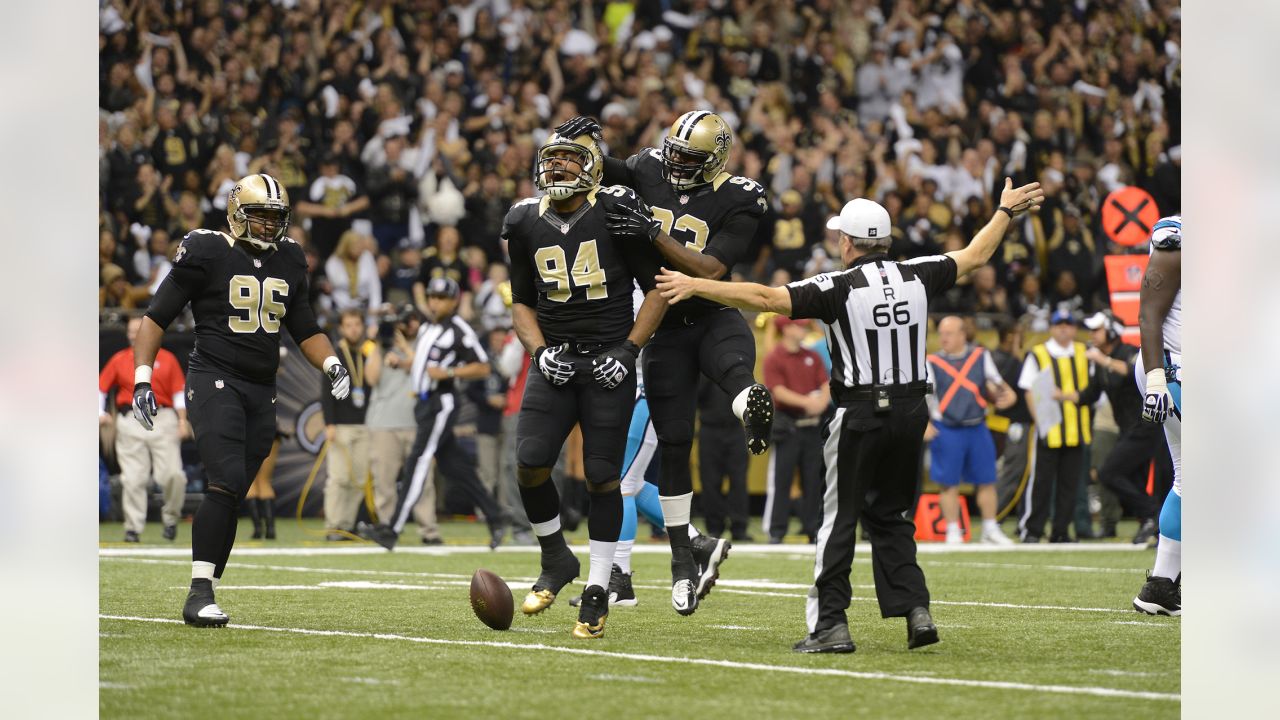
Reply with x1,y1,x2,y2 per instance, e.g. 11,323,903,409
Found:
1111,620,1178,626
339,677,401,686
588,674,660,683
711,625,762,631
923,560,1145,575
98,615,1180,702
99,682,132,690
1090,669,1161,678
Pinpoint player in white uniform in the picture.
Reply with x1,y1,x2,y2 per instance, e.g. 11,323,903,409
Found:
1132,215,1182,616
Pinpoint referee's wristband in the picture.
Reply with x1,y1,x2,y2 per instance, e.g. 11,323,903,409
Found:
997,206,1014,219
134,365,153,385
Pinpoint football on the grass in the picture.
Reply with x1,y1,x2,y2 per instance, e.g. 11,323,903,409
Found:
470,569,514,630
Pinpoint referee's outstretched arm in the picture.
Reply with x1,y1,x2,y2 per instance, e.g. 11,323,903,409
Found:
946,178,1044,277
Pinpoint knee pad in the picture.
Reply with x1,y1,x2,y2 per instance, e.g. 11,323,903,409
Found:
517,465,552,489
516,436,556,471
585,477,621,494
1158,488,1181,542
205,484,241,510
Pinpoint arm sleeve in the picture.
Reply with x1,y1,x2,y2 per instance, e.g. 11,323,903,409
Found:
283,272,323,342
455,322,488,364
902,254,959,296
505,224,538,307
603,155,635,187
702,210,760,271
785,273,844,324
145,265,202,328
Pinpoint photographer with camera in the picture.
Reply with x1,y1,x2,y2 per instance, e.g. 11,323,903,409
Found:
365,304,443,544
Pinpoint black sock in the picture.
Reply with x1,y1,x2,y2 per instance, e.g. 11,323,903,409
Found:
536,529,568,554
188,577,214,597
519,478,562,525
192,491,237,570
667,523,691,549
586,486,622,542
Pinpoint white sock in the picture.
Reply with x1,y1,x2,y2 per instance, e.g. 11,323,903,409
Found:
946,524,963,540
1152,536,1181,580
660,492,692,527
531,516,561,537
588,540,618,590
192,561,215,581
212,577,219,590
982,519,1002,535
615,539,634,574
688,525,701,539
731,386,752,420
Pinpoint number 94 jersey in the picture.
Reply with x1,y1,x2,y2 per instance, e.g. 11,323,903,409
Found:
503,186,662,347
144,229,322,384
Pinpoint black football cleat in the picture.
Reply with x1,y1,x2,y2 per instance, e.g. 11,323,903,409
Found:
689,535,731,600
572,585,609,639
793,624,856,654
182,579,229,628
1133,573,1181,616
356,521,398,551
742,384,774,455
670,546,699,616
123,530,140,543
162,525,177,541
907,607,939,649
1131,518,1158,546
570,564,636,608
488,520,506,551
521,549,581,615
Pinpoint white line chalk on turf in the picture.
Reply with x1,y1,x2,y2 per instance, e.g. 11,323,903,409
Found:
1111,620,1178,626
923,560,1145,575
588,674,660,683
98,615,1179,702
711,625,762,631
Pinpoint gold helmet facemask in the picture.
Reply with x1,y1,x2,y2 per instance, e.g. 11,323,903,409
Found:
227,173,291,250
534,132,604,201
662,111,732,190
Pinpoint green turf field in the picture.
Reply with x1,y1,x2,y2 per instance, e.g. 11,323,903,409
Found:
99,519,1179,719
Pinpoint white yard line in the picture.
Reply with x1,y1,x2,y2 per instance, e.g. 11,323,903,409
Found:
923,560,1145,575
98,614,1178,703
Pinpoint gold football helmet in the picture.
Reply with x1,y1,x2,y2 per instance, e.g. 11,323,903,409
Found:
534,131,604,201
227,173,291,249
662,111,732,190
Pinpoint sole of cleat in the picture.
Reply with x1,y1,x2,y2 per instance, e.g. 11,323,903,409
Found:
1132,598,1181,616
794,642,855,654
743,385,774,455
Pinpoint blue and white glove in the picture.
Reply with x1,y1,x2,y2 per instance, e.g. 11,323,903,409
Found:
535,344,575,386
1141,368,1170,424
132,381,158,431
592,341,639,390
324,357,351,400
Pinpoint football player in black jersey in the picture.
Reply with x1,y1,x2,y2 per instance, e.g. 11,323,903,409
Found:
556,112,771,616
503,129,667,638
131,174,352,628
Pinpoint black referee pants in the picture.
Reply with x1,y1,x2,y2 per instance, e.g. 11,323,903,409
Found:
391,392,502,534
1098,422,1171,521
697,422,749,538
809,398,931,634
1019,443,1084,541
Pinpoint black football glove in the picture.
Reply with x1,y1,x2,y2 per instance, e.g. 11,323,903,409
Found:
326,363,351,400
605,199,662,242
535,344,576,386
132,382,158,431
554,115,602,141
592,341,639,390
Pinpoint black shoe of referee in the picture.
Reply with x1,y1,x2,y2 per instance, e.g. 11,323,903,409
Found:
742,383,774,455
907,607,939,649
793,623,855,654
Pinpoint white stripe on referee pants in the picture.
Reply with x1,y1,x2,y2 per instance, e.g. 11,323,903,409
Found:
394,394,455,533
806,407,846,634
760,443,778,536
1017,436,1039,540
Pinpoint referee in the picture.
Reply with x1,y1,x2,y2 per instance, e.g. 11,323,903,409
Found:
657,178,1043,653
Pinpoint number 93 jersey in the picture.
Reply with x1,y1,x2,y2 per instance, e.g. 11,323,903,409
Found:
144,229,322,384
503,186,662,347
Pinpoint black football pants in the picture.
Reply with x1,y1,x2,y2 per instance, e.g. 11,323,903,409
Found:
697,422,749,537
809,398,931,633
1019,443,1085,540
644,309,757,499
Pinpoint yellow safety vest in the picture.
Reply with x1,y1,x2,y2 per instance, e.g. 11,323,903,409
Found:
1031,342,1092,449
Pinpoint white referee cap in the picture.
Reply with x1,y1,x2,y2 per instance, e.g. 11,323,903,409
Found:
826,198,891,240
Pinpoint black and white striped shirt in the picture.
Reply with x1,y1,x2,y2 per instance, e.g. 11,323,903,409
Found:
786,254,957,388
410,315,488,397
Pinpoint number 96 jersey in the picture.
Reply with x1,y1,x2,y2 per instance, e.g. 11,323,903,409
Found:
144,229,322,384
503,186,662,347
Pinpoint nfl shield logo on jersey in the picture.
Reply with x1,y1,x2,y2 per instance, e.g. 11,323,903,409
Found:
680,195,689,205
560,225,569,235
254,258,263,268
215,379,225,389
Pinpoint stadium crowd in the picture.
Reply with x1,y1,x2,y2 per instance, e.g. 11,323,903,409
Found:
98,0,1180,540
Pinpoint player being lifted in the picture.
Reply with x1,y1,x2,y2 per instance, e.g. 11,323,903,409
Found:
504,129,667,638
132,174,351,627
1133,215,1182,616
556,113,770,615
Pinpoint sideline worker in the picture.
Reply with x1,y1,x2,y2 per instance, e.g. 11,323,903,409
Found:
656,178,1044,653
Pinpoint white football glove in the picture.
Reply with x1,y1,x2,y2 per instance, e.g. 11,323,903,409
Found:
591,341,639,390
535,344,575,386
1141,368,1170,424
324,357,351,400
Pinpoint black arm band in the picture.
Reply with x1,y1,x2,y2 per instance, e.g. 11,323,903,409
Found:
997,206,1014,219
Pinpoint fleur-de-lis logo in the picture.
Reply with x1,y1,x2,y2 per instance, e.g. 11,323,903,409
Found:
714,131,730,151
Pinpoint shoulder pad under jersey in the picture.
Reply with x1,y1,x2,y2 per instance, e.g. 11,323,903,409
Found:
173,229,233,266
711,173,769,216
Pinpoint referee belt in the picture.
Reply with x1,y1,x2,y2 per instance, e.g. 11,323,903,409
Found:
831,381,932,405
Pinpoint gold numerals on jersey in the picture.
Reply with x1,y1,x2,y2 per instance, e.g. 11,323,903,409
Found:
534,240,608,302
651,208,709,252
229,275,289,334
